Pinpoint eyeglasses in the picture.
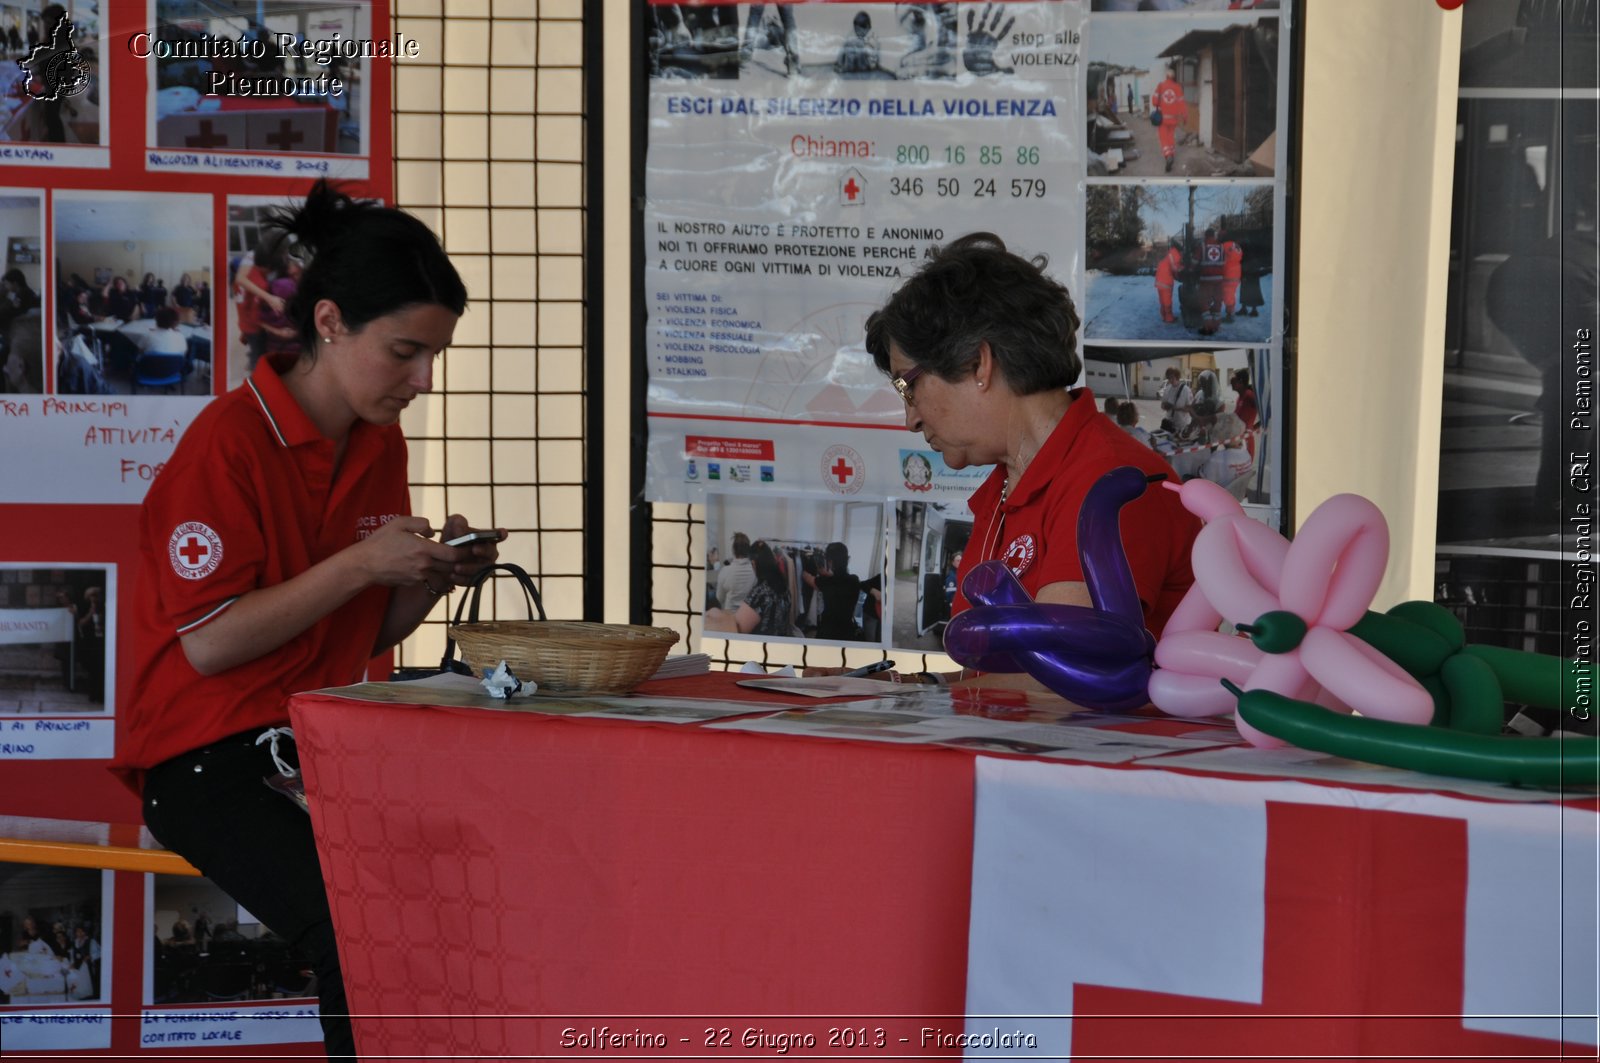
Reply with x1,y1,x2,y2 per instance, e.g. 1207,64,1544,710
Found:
891,363,926,407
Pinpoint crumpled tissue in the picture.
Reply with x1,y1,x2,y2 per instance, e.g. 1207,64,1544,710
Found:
482,660,537,699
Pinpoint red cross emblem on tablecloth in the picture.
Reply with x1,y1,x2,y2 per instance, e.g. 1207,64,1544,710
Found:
1069,803,1575,1060
185,119,229,148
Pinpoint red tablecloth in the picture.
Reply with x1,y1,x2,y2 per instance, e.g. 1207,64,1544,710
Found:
288,684,1598,1061
290,690,975,1059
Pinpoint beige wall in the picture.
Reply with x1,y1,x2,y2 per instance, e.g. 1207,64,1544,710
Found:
1294,0,1459,605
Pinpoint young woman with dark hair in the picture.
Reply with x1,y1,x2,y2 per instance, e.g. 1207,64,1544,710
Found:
117,181,498,1062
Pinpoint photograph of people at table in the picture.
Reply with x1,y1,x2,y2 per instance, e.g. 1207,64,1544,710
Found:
112,181,501,1062
1084,181,1275,343
0,863,108,1004
853,232,1201,691
702,493,887,645
151,0,369,158
1082,346,1270,505
52,191,213,396
148,873,318,1006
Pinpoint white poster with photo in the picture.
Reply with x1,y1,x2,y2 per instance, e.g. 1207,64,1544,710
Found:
643,0,1087,502
142,0,375,180
142,872,323,1048
1,189,217,504
0,3,110,170
0,862,113,1021
0,564,117,759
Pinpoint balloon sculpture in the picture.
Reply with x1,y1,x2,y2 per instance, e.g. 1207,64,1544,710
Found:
942,465,1159,711
1151,478,1598,787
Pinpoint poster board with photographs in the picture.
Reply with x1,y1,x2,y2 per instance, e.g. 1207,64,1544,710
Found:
0,1,397,1054
643,0,1297,659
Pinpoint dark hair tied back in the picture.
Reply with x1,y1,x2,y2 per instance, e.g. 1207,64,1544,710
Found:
265,179,466,352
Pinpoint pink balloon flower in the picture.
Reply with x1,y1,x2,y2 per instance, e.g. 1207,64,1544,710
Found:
1149,480,1433,747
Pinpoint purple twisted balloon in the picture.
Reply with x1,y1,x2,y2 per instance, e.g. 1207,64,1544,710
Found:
942,465,1159,710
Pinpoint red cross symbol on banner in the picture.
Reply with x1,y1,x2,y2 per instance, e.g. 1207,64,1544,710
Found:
265,118,306,151
830,456,855,484
843,177,860,201
1069,803,1574,1059
185,119,229,148
178,536,210,566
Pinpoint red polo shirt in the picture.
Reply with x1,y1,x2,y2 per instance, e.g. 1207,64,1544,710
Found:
953,387,1199,636
115,357,409,789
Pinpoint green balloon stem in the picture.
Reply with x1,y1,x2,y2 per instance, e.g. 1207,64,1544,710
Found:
1246,610,1308,654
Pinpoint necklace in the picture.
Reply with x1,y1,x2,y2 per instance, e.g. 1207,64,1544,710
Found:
980,477,1010,567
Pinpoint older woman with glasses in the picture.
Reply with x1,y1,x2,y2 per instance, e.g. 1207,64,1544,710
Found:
864,233,1200,690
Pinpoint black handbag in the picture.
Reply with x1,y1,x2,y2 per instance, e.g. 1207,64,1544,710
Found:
1149,107,1162,127
391,563,547,681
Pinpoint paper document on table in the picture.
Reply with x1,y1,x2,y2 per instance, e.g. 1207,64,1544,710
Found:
649,653,712,680
736,676,925,699
384,671,486,694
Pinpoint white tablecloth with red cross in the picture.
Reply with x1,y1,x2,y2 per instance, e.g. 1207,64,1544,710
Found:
967,759,1598,1058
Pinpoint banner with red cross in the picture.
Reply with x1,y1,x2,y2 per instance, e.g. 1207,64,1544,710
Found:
966,759,1599,1059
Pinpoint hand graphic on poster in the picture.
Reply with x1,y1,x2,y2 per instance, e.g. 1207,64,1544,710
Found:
963,3,1015,75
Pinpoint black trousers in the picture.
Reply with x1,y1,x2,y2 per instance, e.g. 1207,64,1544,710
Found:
142,730,357,1061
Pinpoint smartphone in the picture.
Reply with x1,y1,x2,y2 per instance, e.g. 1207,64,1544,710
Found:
444,529,503,547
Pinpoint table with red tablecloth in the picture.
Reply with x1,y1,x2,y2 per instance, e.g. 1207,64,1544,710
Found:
287,678,1599,1061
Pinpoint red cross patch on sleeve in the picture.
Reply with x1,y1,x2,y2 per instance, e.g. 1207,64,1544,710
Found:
168,522,224,580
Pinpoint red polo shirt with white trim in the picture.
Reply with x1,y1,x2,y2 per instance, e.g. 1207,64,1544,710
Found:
953,387,1200,636
115,357,409,788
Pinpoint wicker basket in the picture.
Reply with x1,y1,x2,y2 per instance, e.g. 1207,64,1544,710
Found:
448,620,680,695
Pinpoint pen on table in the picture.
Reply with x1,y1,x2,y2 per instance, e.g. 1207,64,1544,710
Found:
841,659,897,679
